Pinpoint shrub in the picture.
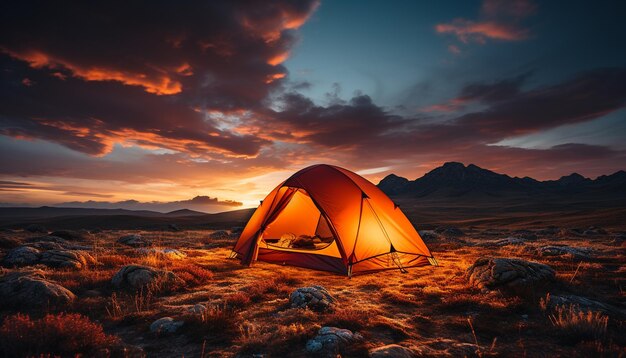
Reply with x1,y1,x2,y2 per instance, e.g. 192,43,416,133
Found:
224,292,251,310
549,304,608,342
172,264,214,286
184,305,239,343
0,313,119,357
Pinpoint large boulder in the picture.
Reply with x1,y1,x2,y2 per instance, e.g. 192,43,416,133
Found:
40,250,96,269
290,285,337,312
150,317,184,335
2,246,41,267
0,270,75,308
112,265,181,290
467,258,555,294
117,234,151,247
369,344,416,358
306,327,363,357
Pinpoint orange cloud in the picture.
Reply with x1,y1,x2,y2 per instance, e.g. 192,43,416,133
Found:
265,72,286,84
2,48,183,95
435,20,528,43
267,51,290,66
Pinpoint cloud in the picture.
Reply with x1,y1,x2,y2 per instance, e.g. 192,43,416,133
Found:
436,0,535,44
54,195,242,213
243,68,626,179
0,0,319,157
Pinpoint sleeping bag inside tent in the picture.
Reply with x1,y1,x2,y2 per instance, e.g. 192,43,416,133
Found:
231,164,436,276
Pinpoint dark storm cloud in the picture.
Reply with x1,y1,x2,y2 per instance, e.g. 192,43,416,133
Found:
0,0,319,156
254,67,626,174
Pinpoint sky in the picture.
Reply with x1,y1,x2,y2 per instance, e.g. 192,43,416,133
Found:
1,0,625,212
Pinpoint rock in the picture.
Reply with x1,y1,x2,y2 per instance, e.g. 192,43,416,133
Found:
0,236,21,249
536,226,559,236
487,237,525,247
167,224,181,231
2,246,41,267
112,265,181,290
511,230,537,241
188,303,207,314
25,224,47,233
418,230,439,243
466,258,555,294
558,228,581,238
150,317,184,334
290,285,337,312
209,230,229,239
582,226,607,236
369,344,416,358
231,226,244,235
0,270,75,308
545,294,625,318
40,249,96,269
25,236,91,251
537,245,592,259
50,230,87,241
138,247,186,260
306,327,363,357
434,226,464,237
83,289,103,297
117,234,151,247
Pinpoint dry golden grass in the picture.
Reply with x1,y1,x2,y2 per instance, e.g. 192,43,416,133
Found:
0,227,624,357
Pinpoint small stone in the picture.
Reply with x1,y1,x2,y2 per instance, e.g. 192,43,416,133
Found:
537,245,592,260
209,230,229,239
306,326,363,357
25,224,47,233
150,317,184,334
188,304,207,314
117,234,151,247
290,286,337,312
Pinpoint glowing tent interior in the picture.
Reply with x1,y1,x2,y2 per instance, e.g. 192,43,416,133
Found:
231,164,437,276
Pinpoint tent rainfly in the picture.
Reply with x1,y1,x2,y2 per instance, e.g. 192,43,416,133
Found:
231,164,437,276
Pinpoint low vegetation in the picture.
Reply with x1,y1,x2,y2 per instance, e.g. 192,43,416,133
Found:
0,227,623,356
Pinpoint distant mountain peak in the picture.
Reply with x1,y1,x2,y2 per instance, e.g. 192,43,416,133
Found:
376,162,625,199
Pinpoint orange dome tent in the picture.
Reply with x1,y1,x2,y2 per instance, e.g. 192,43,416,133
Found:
231,164,437,276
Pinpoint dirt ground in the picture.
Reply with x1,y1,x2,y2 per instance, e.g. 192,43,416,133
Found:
0,225,624,357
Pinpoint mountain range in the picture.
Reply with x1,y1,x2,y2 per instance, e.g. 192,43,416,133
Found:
378,162,626,201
